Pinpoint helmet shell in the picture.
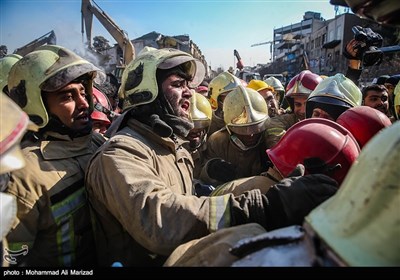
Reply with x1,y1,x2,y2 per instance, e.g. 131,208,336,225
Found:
306,121,400,266
247,80,274,93
306,73,362,119
119,47,205,111
394,82,400,120
208,71,242,110
337,106,391,148
91,87,112,125
0,94,32,173
285,70,322,110
189,92,212,130
0,54,22,94
266,118,360,184
8,45,100,128
223,86,269,135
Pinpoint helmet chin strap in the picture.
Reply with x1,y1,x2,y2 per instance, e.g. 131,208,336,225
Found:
226,126,262,151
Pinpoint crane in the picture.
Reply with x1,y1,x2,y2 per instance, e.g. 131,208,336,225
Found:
251,40,274,61
81,0,135,67
13,30,56,56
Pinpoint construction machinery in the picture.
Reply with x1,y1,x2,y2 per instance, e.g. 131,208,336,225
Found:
13,30,57,56
233,49,261,83
81,0,135,81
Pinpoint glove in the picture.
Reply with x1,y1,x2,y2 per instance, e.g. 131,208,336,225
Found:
207,158,237,183
286,164,305,177
263,174,338,231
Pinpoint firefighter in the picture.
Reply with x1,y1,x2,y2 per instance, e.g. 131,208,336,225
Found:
84,47,337,266
231,121,400,267
92,87,112,134
247,79,282,117
264,70,322,148
5,45,105,266
1,94,37,267
207,71,242,135
306,73,362,121
199,86,270,186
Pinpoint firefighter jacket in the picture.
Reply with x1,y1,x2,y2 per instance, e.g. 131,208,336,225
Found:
264,113,298,149
4,131,105,267
199,128,270,186
85,118,267,266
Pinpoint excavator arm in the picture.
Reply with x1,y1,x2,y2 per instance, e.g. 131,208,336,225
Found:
13,30,57,56
81,0,135,65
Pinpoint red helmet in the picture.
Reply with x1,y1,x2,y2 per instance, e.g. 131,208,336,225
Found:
336,106,392,148
91,87,111,125
266,118,360,185
285,70,322,110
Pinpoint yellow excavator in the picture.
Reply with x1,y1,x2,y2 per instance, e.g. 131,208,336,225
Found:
81,0,135,82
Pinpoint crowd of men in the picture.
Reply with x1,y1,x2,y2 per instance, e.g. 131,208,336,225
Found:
0,0,399,267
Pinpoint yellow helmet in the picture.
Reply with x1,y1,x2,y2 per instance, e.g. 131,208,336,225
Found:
306,121,400,266
8,45,101,128
306,73,362,120
223,85,269,135
208,71,241,110
394,82,400,120
0,54,22,95
0,93,37,174
119,47,205,111
247,80,274,93
189,91,212,130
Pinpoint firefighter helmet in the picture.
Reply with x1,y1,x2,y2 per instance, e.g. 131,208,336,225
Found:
306,121,400,266
247,80,274,93
208,71,242,110
0,54,22,95
266,118,360,184
223,85,269,136
306,73,362,120
92,87,112,126
337,106,391,148
285,70,323,110
7,45,101,128
0,94,38,174
119,47,205,111
189,91,212,130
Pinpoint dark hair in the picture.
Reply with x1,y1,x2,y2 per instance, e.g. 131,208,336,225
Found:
361,84,388,100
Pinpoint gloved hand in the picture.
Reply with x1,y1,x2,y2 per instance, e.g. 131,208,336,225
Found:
286,163,305,177
263,174,338,231
207,158,237,183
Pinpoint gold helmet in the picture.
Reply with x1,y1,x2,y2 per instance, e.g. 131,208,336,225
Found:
306,73,362,120
0,54,22,95
7,45,101,128
208,71,242,110
119,47,205,111
189,91,212,130
247,80,274,93
306,121,400,266
223,85,269,136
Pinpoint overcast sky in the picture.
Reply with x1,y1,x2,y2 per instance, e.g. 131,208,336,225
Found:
0,0,344,70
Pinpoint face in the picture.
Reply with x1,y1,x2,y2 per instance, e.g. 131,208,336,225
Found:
161,74,193,119
187,127,207,149
44,82,90,131
259,89,280,117
311,108,335,121
363,89,389,114
236,132,262,147
292,96,308,120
